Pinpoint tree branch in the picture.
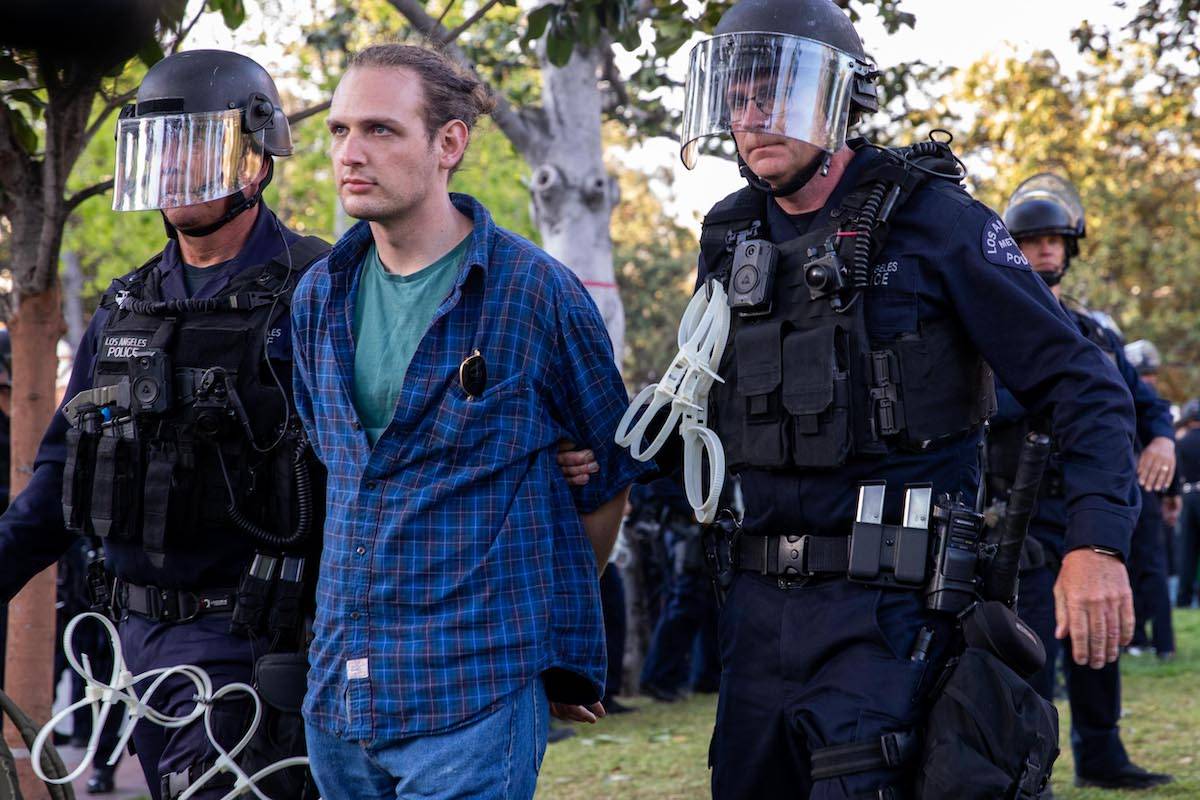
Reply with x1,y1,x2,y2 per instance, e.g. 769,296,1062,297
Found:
288,100,331,126
169,4,208,54
440,0,504,45
434,0,459,27
64,179,114,214
0,102,37,191
385,0,540,157
599,47,629,116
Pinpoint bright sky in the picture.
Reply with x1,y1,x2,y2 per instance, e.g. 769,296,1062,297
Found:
189,0,1136,229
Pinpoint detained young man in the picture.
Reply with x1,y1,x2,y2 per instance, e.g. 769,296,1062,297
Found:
290,44,650,799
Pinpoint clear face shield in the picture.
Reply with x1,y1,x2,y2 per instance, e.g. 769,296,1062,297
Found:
112,109,266,212
680,33,866,169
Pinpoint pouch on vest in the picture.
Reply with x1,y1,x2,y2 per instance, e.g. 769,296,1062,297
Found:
783,325,851,468
90,436,141,542
917,646,1058,799
891,318,996,445
734,320,788,468
63,426,100,531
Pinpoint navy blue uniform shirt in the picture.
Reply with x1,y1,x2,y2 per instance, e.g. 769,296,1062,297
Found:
698,146,1140,558
995,310,1168,555
0,205,302,600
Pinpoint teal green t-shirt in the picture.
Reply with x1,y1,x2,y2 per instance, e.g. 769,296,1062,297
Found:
352,237,469,444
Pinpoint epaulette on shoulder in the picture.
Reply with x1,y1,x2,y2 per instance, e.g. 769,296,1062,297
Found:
99,252,163,308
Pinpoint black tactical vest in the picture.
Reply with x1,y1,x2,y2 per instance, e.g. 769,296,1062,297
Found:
700,144,996,473
62,237,328,567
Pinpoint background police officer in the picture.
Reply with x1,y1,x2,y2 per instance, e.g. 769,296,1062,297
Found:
1176,400,1200,608
0,51,328,800
675,2,1140,797
1122,337,1177,660
994,174,1174,790
635,477,720,702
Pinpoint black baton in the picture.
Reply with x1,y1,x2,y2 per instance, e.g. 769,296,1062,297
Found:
984,431,1052,606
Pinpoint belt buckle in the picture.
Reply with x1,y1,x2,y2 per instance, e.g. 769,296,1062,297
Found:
776,534,811,578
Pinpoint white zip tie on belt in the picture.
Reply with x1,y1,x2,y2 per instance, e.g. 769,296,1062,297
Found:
615,281,730,523
32,611,315,800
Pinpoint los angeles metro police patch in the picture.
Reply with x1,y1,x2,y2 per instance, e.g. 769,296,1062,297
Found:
982,217,1031,270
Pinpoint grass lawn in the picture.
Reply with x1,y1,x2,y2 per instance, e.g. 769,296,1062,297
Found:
537,608,1200,799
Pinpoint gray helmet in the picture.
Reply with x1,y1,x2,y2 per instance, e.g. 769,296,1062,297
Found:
1124,339,1161,376
130,50,292,156
713,0,878,116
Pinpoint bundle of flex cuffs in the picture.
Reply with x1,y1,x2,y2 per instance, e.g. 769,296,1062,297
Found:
31,612,313,800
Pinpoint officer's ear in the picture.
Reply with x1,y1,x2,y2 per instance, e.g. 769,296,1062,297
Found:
242,157,273,198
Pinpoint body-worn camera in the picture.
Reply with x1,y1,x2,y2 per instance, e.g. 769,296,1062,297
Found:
189,368,235,438
802,239,848,302
129,347,172,415
728,238,778,314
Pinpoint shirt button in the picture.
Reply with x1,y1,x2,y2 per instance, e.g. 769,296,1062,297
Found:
366,480,378,490
356,546,366,556
352,420,362,431
350,611,361,620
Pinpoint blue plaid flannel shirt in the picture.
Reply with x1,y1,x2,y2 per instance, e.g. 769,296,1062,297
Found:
292,193,651,740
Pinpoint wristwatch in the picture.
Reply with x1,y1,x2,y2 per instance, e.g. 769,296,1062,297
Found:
1088,545,1124,562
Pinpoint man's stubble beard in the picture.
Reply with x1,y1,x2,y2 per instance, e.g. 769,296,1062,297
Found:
342,183,426,224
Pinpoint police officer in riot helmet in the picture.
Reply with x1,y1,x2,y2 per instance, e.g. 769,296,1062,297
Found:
0,51,328,800
671,1,1141,797
996,175,1175,790
1125,339,1162,389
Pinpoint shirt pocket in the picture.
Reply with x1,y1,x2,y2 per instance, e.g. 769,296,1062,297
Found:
865,256,920,338
426,372,551,467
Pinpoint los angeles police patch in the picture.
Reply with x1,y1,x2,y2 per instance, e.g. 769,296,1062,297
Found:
981,217,1031,270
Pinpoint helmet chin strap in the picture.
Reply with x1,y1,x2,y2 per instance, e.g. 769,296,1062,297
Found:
162,158,275,240
737,150,831,198
1033,251,1071,288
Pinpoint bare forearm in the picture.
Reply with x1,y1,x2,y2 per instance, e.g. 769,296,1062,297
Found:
581,486,631,571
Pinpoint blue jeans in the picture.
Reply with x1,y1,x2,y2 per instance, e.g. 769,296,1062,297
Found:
305,679,549,800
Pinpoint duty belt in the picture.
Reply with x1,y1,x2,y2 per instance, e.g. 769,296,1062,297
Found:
736,534,850,578
114,577,237,623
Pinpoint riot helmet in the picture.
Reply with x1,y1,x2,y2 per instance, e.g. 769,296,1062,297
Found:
1124,339,1161,376
1181,399,1200,425
112,50,291,234
1002,173,1086,285
680,0,877,194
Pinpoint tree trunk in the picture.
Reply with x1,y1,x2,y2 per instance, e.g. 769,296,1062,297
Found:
524,46,626,369
3,285,64,800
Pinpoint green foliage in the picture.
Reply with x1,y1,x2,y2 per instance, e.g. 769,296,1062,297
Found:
950,44,1200,401
523,0,640,65
451,120,538,241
